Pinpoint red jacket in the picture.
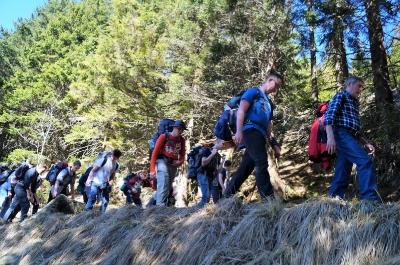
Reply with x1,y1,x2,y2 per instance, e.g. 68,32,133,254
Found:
308,114,335,170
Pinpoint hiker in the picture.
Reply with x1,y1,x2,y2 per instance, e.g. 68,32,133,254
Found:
212,159,232,204
150,120,186,206
2,164,47,223
48,161,81,203
325,76,379,202
197,139,223,207
231,72,284,200
123,171,153,208
0,167,13,217
85,149,122,212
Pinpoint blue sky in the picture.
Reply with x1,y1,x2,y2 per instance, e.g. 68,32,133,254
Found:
0,0,47,30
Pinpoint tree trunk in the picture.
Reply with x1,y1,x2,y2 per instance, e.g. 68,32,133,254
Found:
333,13,348,92
363,0,393,107
307,0,318,101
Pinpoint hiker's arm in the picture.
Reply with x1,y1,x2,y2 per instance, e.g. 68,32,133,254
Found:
218,171,225,192
202,148,218,166
70,183,75,199
217,155,225,172
359,136,375,155
109,172,115,186
326,125,336,154
85,165,99,186
53,181,60,198
268,125,281,158
234,99,250,145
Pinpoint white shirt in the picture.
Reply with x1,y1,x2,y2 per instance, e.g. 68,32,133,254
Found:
92,157,118,185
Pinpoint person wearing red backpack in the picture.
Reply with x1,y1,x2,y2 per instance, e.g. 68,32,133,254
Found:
150,120,186,206
325,76,379,202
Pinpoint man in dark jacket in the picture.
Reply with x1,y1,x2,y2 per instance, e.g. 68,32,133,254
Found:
2,164,47,223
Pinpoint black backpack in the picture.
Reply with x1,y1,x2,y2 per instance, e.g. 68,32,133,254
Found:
45,162,68,185
0,167,12,184
213,88,261,141
187,146,205,180
15,163,31,180
149,118,176,159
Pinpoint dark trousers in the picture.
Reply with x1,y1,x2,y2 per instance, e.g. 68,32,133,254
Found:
225,128,273,198
3,185,30,223
224,151,255,197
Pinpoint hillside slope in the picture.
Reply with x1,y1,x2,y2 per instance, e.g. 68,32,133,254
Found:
1,197,400,265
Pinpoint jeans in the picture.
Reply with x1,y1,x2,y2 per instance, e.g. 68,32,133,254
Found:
212,187,223,204
330,129,378,202
124,192,143,208
155,159,177,206
241,128,273,198
85,182,110,212
224,151,255,197
0,185,7,210
0,196,11,219
3,185,30,223
197,171,213,207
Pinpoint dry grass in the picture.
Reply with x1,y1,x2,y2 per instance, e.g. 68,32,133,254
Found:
1,197,400,265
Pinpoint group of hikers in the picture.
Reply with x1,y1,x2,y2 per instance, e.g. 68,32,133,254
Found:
0,72,382,223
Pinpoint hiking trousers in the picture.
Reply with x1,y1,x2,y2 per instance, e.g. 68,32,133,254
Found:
242,128,274,198
3,185,30,223
154,159,177,206
330,129,378,202
86,182,110,212
197,171,213,207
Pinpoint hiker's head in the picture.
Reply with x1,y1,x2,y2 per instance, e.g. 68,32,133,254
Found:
139,170,148,180
224,160,232,171
172,120,186,134
71,160,82,172
111,149,122,162
36,164,47,174
345,76,364,98
263,72,284,94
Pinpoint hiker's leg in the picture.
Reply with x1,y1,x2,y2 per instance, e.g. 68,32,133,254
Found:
334,129,378,201
124,192,133,204
99,187,109,212
329,130,356,199
155,159,170,206
243,128,273,198
197,171,210,207
133,198,143,209
212,187,222,204
85,183,99,210
13,186,30,223
0,196,11,219
224,151,254,197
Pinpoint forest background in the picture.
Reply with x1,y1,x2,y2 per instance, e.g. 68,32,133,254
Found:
1,0,400,203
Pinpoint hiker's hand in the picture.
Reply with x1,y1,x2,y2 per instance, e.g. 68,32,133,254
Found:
326,138,336,154
364,143,375,155
52,190,58,198
172,160,181,167
273,145,281,158
150,172,156,179
85,181,91,186
7,192,12,198
132,187,137,193
234,131,243,145
27,195,34,203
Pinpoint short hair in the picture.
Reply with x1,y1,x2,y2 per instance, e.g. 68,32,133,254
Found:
267,72,284,85
73,160,81,167
224,160,232,167
345,76,364,88
112,149,122,158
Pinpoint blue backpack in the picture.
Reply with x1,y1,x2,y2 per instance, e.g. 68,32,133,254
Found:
213,89,261,141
